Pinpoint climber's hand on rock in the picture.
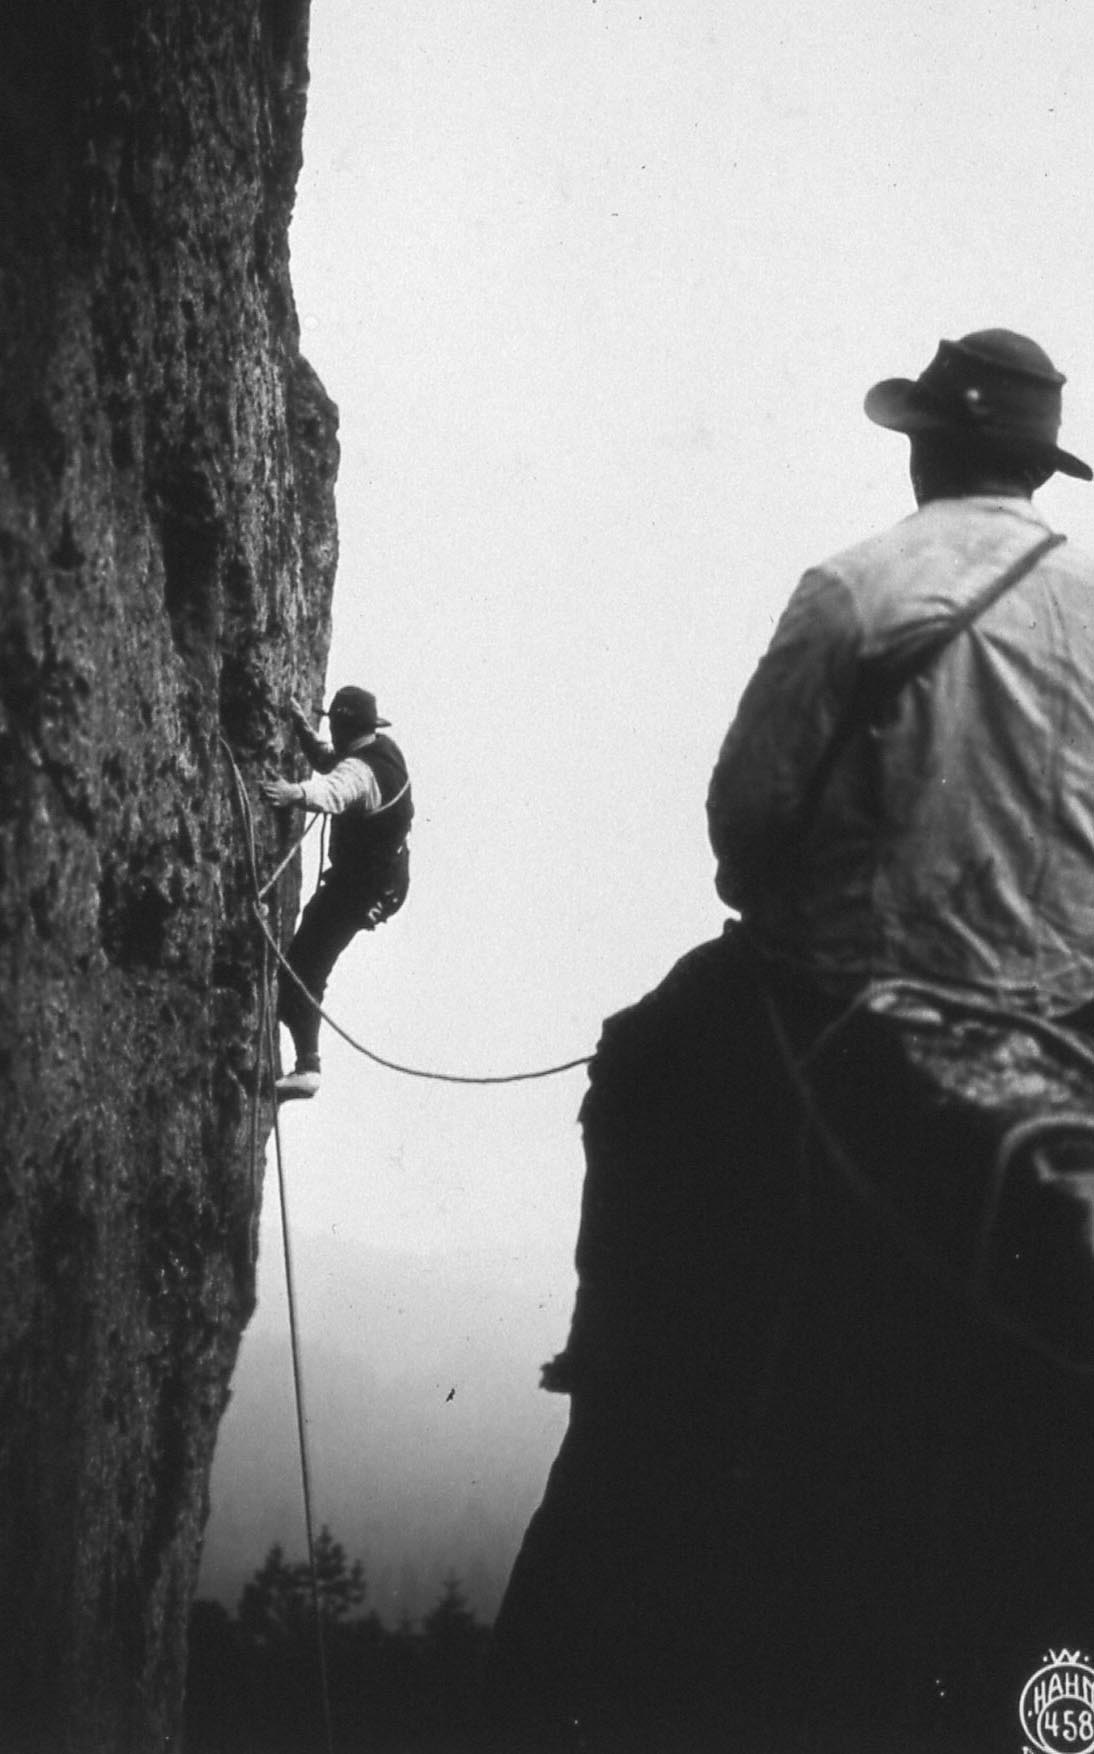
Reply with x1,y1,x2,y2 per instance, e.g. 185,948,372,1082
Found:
287,697,310,730
259,774,300,809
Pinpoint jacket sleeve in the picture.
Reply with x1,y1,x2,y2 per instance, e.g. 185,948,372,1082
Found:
706,567,861,912
298,758,382,815
297,722,338,773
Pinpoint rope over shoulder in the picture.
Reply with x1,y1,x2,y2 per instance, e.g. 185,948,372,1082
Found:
758,971,1094,1380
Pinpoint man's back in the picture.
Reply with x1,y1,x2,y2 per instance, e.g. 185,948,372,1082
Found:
708,494,1094,1010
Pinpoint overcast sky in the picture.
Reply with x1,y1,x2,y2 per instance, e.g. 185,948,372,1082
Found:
201,0,1094,1616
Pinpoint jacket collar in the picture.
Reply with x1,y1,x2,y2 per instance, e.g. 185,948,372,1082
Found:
919,494,1054,534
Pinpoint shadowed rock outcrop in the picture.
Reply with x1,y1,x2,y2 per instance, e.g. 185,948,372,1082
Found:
0,5,337,1749
488,932,1094,1754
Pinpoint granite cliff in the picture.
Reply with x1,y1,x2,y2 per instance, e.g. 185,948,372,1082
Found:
0,4,337,1748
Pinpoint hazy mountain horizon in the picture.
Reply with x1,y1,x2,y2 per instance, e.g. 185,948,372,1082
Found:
198,1227,573,1626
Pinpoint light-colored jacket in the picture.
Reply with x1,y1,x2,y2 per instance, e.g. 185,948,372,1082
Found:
297,732,382,815
707,495,1094,1013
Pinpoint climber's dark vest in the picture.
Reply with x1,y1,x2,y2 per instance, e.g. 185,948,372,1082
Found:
329,734,413,882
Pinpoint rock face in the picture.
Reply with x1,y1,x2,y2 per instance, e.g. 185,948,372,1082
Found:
488,932,1094,1754
0,5,337,1749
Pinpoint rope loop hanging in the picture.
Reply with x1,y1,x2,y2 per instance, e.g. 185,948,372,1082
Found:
758,973,1094,1381
221,736,336,1754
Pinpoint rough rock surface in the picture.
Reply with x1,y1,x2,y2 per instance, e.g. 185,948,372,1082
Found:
0,5,337,1749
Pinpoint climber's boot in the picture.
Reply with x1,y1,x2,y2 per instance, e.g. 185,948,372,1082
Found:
276,1068,321,1102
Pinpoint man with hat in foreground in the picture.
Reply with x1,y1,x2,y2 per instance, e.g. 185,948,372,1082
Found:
489,332,1094,1753
708,327,1094,1008
260,686,413,1100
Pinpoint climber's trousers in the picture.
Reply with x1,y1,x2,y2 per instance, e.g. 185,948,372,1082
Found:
278,858,408,1069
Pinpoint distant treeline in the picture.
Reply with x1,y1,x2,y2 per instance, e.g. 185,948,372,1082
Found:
185,1526,492,1753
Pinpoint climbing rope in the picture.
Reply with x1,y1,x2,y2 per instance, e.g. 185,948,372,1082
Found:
219,735,591,1084
251,902,591,1083
758,975,1094,1380
260,956,336,1754
798,971,1094,1080
258,812,320,901
973,1108,1094,1287
221,737,336,1754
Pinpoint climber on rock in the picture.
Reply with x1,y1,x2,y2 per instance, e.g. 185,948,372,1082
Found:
259,685,413,1100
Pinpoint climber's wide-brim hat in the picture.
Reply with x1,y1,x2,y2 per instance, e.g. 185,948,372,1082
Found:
326,686,391,730
864,328,1092,482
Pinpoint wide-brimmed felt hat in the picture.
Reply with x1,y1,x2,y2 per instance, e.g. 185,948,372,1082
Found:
326,686,391,730
864,329,1092,481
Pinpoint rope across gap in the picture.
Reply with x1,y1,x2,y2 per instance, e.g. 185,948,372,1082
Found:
252,902,591,1084
219,737,592,1085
